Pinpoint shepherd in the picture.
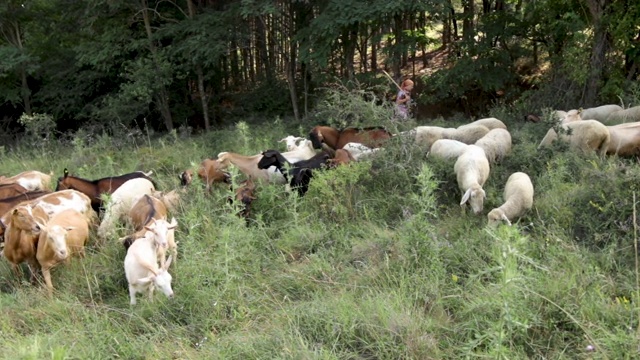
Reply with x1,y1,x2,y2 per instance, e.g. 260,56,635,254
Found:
395,78,414,119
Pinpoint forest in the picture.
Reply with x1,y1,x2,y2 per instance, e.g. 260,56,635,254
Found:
1,0,639,138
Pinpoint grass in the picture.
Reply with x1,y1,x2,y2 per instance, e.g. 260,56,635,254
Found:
1,109,640,359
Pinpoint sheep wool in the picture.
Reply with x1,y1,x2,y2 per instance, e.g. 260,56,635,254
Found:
487,172,534,227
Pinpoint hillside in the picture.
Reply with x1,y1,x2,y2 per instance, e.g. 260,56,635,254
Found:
0,101,639,358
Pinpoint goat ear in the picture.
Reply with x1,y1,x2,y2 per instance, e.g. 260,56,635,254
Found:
460,189,472,205
12,208,19,215
164,255,173,270
63,168,69,177
137,276,155,285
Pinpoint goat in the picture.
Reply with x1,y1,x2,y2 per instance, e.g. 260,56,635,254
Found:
124,232,174,305
308,126,392,150
328,149,355,167
179,159,231,191
217,151,286,184
56,168,155,213
0,183,30,200
0,170,52,191
257,151,331,196
97,178,156,239
36,209,90,296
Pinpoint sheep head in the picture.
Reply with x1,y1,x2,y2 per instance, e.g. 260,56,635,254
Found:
487,208,512,227
460,185,486,214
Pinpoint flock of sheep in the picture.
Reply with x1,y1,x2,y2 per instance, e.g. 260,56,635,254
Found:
1,102,639,304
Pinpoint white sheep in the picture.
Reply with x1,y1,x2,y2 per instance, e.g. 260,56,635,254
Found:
342,142,384,160
606,121,640,157
487,172,534,227
469,117,507,130
427,139,469,160
604,105,640,125
124,231,174,305
579,104,623,123
443,123,491,144
412,126,449,149
97,178,156,239
474,128,512,164
560,109,583,124
454,145,490,214
538,120,610,156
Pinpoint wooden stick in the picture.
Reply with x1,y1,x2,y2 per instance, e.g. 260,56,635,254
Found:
381,69,403,92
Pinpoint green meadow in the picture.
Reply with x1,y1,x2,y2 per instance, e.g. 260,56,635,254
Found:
1,102,639,359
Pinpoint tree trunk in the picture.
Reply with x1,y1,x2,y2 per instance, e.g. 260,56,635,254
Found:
140,0,173,131
187,0,210,131
583,0,611,106
463,0,475,42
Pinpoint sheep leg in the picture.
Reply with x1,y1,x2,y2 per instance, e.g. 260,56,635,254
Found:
42,267,54,296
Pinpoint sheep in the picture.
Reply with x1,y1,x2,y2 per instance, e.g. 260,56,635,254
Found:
474,128,512,163
604,105,640,125
443,123,491,144
454,145,490,214
428,139,469,160
342,142,384,160
179,159,231,191
217,151,286,184
413,126,449,149
124,231,174,305
97,178,156,239
36,209,90,296
469,117,507,130
577,104,623,122
0,170,52,191
487,172,534,227
560,109,583,124
605,122,640,157
538,120,611,156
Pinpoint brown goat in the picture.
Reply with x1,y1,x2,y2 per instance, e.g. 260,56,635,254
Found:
234,179,257,220
0,183,30,200
328,149,355,167
180,159,231,192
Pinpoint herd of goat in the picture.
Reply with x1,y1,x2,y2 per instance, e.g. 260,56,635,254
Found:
0,102,639,304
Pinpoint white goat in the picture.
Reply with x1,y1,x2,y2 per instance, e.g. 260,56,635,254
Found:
124,231,174,305
487,172,534,227
279,136,307,151
454,145,490,214
98,178,156,239
342,142,384,160
277,139,317,163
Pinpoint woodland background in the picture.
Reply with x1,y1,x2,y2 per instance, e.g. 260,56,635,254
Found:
1,0,639,138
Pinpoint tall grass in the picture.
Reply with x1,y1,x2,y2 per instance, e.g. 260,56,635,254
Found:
1,106,639,359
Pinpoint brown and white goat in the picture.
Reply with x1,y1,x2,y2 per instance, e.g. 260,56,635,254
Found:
180,159,231,192
0,170,52,191
36,209,90,296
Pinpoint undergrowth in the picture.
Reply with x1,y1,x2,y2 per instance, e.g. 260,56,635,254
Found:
1,106,640,359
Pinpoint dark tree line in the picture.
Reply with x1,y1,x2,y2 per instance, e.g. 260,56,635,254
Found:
0,0,638,134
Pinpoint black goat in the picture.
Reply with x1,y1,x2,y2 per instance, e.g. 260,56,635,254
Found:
258,151,331,196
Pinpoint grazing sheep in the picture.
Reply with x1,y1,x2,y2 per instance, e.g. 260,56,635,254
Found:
124,231,174,305
579,104,623,122
538,120,611,156
98,178,156,239
36,209,90,296
428,139,469,160
0,170,52,191
605,122,640,157
342,142,383,160
413,126,449,149
217,151,286,184
474,128,512,164
179,159,231,191
469,117,507,130
560,109,583,124
444,124,491,144
454,145,490,214
604,105,640,125
487,172,534,227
